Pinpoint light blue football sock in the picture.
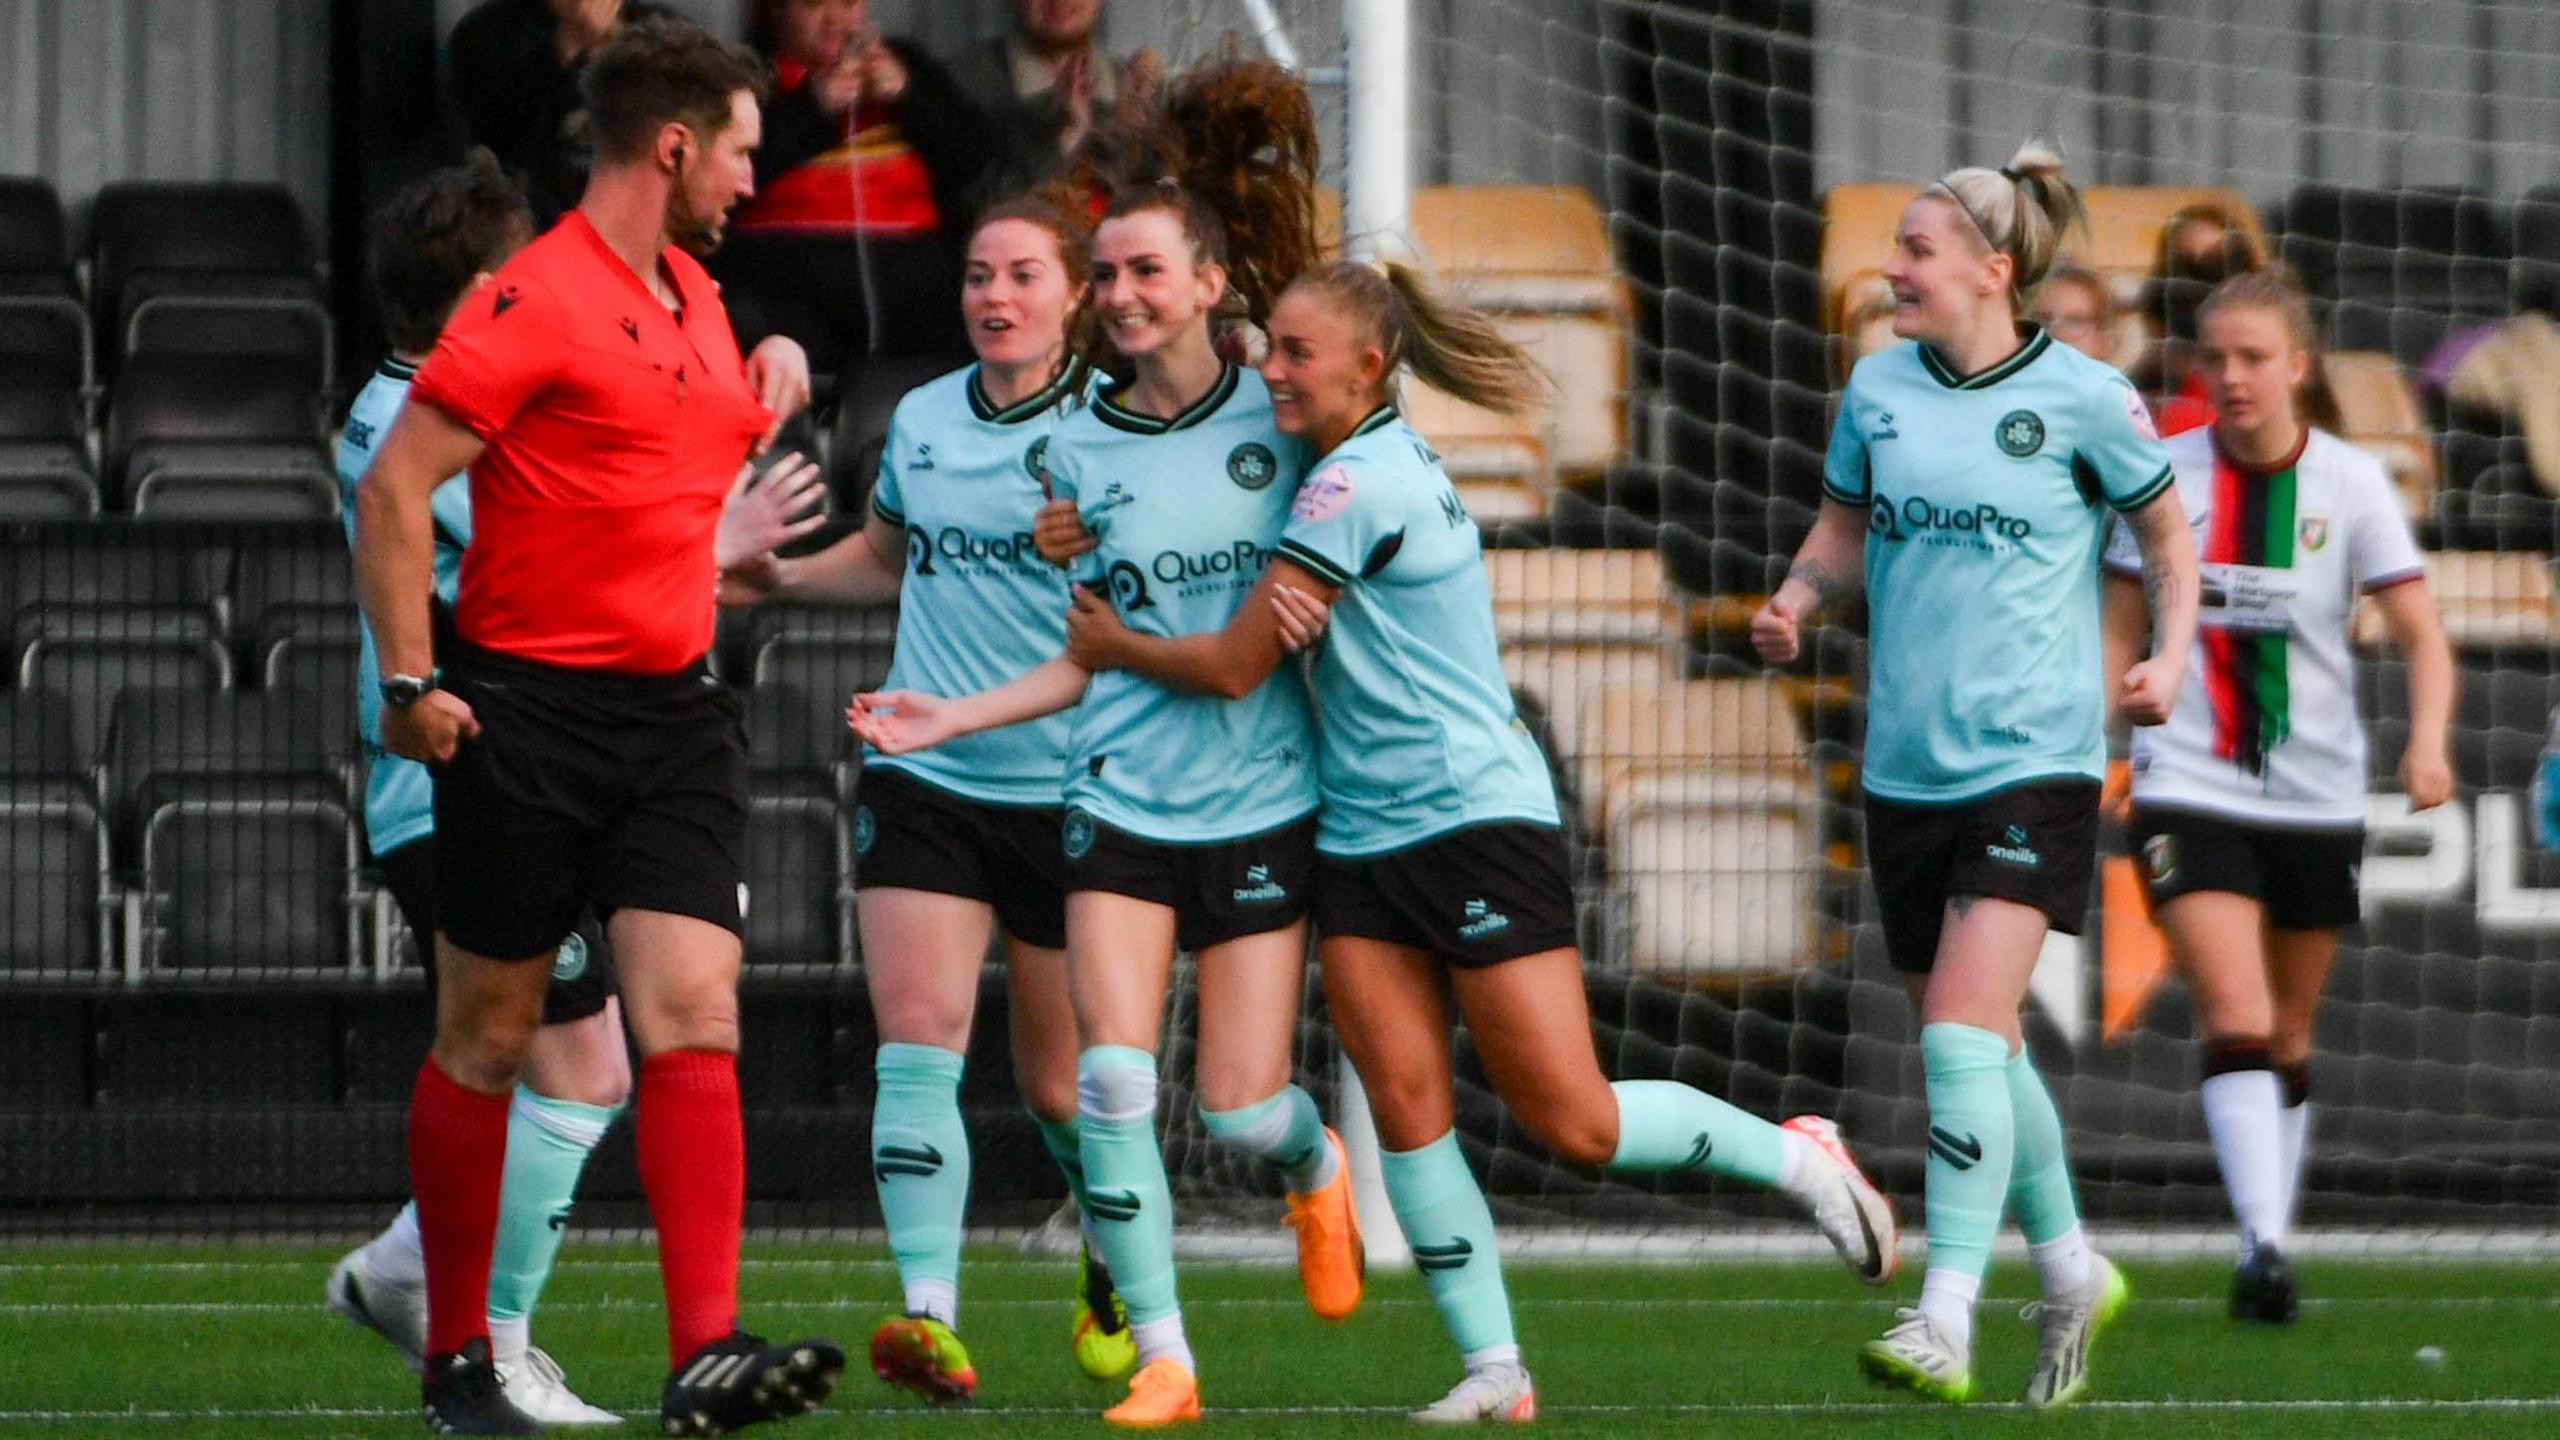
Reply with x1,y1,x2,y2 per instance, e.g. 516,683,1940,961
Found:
487,1088,620,1344
1607,1079,1789,1187
1920,1023,2017,1285
1382,1130,1518,1364
873,1043,971,1324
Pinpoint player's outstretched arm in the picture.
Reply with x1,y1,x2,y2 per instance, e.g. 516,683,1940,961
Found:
1752,497,1865,666
848,655,1092,754
2118,487,2199,726
354,401,487,763
1065,561,1337,700
724,494,905,606
2372,577,2456,810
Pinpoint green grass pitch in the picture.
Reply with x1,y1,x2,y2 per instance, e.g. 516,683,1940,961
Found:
0,1242,2554,1437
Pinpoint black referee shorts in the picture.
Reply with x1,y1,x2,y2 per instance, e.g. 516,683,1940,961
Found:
434,639,748,962
377,838,617,1025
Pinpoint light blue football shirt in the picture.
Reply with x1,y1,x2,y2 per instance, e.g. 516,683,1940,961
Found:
338,359,473,857
1275,406,1560,856
867,361,1088,806
1046,363,1319,843
1823,326,2174,803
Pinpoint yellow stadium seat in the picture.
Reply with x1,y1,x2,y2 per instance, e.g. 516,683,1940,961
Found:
2352,551,2556,649
1452,476,1545,524
1500,640,1676,722
1819,182,1912,334
2325,350,2439,517
1482,547,1674,644
1405,185,1631,485
1609,772,1818,983
1571,677,1809,833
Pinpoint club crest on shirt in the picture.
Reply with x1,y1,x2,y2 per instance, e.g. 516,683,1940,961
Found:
1996,409,2046,458
1024,435,1051,486
1228,442,1279,491
2298,515,2330,551
1293,464,1355,522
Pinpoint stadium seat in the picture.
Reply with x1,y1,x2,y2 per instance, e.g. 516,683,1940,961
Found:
2352,551,2556,651
1481,546,1677,644
2324,350,2438,517
744,682,849,800
1406,184,1632,489
0,687,109,977
107,687,358,976
827,352,952,522
1569,676,1811,834
260,627,360,708
744,794,848,968
228,539,357,642
746,604,901,711
2,542,227,635
1609,770,1818,983
0,176,76,299
1501,640,1678,724
139,797,359,975
0,295,96,518
106,354,331,517
87,182,322,360
1816,181,1910,336
2514,185,2560,316
124,294,332,390
20,635,234,762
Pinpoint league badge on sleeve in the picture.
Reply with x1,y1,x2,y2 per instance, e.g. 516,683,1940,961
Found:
1293,464,1355,522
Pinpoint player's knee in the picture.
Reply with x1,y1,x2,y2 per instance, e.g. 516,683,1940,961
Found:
1522,1097,1619,1168
1357,1065,1455,1151
624,981,739,1055
873,992,975,1052
435,1015,539,1094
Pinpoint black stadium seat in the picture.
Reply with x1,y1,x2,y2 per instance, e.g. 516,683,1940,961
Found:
87,182,322,356
744,794,847,969
19,634,233,762
2279,184,2513,368
0,294,95,517
743,681,848,800
106,354,332,518
0,176,77,299
0,688,108,977
106,688,358,975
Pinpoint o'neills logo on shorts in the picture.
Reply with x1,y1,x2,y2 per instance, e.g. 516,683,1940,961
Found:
1234,863,1288,903
1458,898,1511,939
1986,824,2041,868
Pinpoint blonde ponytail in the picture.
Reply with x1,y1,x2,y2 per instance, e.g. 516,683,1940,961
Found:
1287,259,1550,416
1930,138,2085,313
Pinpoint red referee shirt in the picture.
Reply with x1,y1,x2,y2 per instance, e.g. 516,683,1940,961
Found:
410,211,771,673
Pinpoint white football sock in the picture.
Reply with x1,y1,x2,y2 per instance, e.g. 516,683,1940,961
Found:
2201,1068,2286,1258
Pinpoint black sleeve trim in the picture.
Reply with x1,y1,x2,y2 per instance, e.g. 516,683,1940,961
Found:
2108,464,2176,513
1277,538,1355,588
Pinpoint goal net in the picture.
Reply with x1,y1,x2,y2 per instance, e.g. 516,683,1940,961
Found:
7,0,2558,1251
1133,0,2560,1249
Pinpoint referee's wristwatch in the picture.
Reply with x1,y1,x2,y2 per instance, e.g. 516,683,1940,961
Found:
380,674,435,710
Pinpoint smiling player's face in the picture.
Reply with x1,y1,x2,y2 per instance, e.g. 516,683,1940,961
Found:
1090,208,1223,362
1883,194,2004,347
1260,286,1382,445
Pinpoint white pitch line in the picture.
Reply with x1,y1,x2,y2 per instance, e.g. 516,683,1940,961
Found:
0,1397,2556,1423
7,1294,2558,1316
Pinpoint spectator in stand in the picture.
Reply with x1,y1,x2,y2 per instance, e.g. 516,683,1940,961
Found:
2423,311,2560,495
2129,202,2268,436
2034,265,2118,363
949,0,1144,212
447,0,678,226
714,0,993,378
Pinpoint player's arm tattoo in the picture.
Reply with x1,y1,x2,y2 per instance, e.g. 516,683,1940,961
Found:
1788,555,1858,611
2125,493,2199,655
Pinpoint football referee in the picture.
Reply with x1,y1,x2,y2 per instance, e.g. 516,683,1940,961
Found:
355,19,840,1436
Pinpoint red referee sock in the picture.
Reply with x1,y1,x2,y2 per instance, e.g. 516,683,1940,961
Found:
638,1048,746,1367
408,1056,512,1359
